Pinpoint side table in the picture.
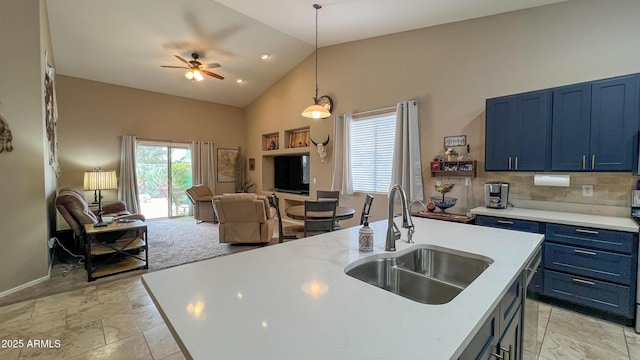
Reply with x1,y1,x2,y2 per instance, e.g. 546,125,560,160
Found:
84,220,148,281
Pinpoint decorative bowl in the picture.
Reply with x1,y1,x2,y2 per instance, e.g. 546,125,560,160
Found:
430,196,457,212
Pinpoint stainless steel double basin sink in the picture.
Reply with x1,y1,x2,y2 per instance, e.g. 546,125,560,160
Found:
345,245,493,304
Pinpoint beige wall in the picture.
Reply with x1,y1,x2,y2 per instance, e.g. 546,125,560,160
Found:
55,75,247,215
0,0,55,294
246,0,640,227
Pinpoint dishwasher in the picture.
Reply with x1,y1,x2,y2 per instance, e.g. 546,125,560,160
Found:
523,247,542,355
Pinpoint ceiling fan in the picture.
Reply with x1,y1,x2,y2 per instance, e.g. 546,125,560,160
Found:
161,53,224,81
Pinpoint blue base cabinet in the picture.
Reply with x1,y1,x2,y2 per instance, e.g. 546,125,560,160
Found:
476,216,638,322
543,223,637,319
459,274,525,360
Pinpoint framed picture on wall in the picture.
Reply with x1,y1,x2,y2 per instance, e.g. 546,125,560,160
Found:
249,158,255,171
444,135,466,147
217,148,238,182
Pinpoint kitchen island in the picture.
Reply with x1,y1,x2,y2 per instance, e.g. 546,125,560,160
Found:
142,217,543,359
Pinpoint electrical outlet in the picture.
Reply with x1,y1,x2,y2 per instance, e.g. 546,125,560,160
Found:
48,237,56,249
582,185,593,197
465,177,471,186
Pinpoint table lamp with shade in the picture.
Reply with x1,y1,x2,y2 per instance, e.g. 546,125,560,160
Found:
83,169,117,226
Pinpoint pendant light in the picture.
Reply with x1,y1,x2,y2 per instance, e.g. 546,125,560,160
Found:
302,4,331,119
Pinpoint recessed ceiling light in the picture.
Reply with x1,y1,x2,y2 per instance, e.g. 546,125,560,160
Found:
260,53,270,60
236,79,244,84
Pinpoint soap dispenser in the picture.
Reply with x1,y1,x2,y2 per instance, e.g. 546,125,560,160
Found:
358,215,374,252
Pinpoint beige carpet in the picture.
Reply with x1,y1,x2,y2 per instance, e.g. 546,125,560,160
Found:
0,217,278,307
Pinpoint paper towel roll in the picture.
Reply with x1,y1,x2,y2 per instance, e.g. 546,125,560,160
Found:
534,174,570,187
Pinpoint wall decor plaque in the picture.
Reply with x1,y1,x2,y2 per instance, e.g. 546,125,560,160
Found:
444,135,466,147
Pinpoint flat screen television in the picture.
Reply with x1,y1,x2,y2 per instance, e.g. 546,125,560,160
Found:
274,154,310,195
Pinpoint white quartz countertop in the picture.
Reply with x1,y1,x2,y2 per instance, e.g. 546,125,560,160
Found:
471,206,639,232
142,217,543,360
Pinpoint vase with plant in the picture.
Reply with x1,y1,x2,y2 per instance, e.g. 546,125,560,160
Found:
444,147,458,161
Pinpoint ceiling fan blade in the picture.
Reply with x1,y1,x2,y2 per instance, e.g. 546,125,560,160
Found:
174,55,190,65
161,65,189,69
202,70,224,80
205,63,221,69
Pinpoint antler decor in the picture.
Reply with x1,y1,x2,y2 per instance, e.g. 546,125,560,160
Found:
310,135,330,163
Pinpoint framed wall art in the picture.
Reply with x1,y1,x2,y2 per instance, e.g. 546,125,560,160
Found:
444,135,466,147
217,148,239,182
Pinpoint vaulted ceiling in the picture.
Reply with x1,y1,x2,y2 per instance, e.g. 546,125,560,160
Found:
46,0,568,107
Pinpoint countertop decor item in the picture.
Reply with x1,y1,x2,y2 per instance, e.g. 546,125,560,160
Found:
433,183,456,212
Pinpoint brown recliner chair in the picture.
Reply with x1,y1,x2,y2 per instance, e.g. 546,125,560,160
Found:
56,188,145,249
185,185,218,223
212,193,275,244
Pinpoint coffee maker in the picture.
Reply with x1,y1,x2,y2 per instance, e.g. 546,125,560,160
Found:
485,181,510,209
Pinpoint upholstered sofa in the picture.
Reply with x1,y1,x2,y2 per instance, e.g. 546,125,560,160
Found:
56,188,145,248
185,185,218,223
212,193,275,244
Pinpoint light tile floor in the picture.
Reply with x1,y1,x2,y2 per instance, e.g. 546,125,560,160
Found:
1,276,640,359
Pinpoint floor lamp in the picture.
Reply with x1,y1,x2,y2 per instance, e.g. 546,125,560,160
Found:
83,169,118,226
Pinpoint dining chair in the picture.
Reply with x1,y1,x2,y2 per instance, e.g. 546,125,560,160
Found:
269,194,302,243
317,190,340,205
360,194,374,225
301,200,337,238
317,190,341,229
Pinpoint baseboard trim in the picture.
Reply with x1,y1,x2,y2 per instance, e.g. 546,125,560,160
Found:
0,274,50,299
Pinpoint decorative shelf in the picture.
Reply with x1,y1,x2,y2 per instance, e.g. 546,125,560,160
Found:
285,127,310,149
431,160,477,177
261,147,310,157
263,132,280,151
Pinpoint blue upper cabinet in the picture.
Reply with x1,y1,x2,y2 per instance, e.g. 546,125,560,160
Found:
485,97,515,171
551,75,638,171
485,90,550,171
514,91,552,171
551,84,591,171
590,75,638,171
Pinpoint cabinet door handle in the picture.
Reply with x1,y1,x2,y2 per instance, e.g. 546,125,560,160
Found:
582,155,586,170
508,157,512,170
574,249,597,256
491,351,504,360
592,154,596,169
576,228,598,235
573,278,595,285
497,220,514,225
501,345,512,360
515,157,518,170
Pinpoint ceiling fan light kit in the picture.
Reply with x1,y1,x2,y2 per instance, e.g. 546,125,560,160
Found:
302,4,332,119
161,52,224,82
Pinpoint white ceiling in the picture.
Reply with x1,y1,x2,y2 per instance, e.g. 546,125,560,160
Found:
46,0,568,107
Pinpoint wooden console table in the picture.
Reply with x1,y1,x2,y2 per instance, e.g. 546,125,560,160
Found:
84,220,148,281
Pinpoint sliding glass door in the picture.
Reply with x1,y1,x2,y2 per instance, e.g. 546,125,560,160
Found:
136,141,192,219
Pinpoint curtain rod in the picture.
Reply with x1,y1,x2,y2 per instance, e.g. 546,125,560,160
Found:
352,106,397,119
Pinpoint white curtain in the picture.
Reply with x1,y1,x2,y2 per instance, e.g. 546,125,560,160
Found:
118,135,141,213
191,141,216,193
390,101,424,201
331,113,354,195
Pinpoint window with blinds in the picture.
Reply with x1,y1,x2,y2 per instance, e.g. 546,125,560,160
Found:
350,112,396,193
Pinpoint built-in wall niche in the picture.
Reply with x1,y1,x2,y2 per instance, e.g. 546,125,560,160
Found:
286,127,310,149
263,132,279,151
